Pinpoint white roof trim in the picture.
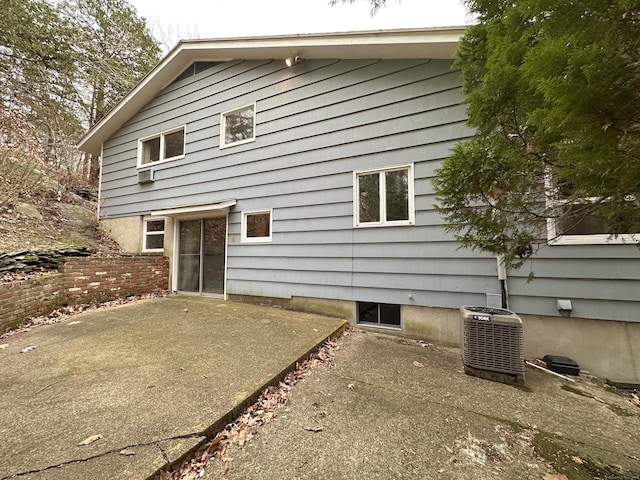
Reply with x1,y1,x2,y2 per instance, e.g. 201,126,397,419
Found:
151,199,237,217
77,27,465,156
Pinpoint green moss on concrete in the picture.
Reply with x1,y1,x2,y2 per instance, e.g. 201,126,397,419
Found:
532,431,639,480
607,404,637,417
478,414,528,434
403,319,437,338
290,298,353,321
561,385,594,398
561,385,637,417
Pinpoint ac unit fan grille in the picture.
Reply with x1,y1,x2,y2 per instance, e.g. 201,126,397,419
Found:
463,319,524,375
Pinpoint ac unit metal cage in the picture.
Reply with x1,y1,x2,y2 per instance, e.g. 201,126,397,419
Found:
461,306,524,385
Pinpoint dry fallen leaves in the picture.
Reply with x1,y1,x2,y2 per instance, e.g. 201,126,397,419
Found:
305,426,324,432
1,291,174,339
78,434,102,446
412,360,424,368
543,474,568,480
156,337,342,480
571,455,584,464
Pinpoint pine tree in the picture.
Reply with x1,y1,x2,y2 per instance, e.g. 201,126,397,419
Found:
433,0,640,266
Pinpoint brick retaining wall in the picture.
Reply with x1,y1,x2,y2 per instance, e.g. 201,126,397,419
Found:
0,255,168,333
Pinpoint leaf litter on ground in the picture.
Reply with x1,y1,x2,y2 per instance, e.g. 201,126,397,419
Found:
0,290,174,339
157,336,342,480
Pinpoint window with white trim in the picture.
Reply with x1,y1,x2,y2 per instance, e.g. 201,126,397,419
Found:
143,218,165,252
220,103,255,148
241,210,272,243
354,164,414,227
546,176,637,245
138,126,185,167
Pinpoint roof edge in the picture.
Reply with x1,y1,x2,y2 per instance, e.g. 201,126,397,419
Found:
77,27,466,156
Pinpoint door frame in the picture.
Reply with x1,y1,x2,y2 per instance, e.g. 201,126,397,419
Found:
171,212,229,299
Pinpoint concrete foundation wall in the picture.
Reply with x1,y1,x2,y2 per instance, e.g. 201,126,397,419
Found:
402,304,640,383
101,217,142,253
286,298,639,383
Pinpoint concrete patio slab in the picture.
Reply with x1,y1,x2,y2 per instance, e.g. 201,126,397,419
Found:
205,330,640,480
0,296,346,479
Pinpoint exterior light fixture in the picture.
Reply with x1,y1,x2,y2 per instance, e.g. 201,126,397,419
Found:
285,56,302,67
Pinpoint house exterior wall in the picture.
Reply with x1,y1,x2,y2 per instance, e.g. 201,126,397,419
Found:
402,304,640,381
98,57,640,328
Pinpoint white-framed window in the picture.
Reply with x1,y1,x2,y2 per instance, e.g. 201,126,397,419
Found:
546,201,638,245
354,164,414,227
138,126,185,167
241,209,272,243
143,217,165,252
220,103,256,148
545,175,637,245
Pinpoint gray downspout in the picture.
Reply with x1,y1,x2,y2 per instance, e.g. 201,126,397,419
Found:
496,255,509,310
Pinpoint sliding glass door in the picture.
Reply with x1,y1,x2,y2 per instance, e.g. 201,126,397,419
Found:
177,217,226,295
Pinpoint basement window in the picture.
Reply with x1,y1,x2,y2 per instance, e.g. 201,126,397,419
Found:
357,302,401,328
143,218,165,252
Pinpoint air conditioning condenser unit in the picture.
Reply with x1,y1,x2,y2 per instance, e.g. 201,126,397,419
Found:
461,306,524,386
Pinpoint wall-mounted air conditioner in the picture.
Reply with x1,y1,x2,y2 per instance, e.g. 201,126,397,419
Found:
138,169,154,184
460,306,524,386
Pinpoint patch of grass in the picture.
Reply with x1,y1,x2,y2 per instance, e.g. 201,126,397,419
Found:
533,431,640,480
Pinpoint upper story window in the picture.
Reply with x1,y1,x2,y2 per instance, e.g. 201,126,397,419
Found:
138,126,185,167
546,176,637,245
220,103,256,148
241,209,272,243
354,164,414,227
143,217,165,252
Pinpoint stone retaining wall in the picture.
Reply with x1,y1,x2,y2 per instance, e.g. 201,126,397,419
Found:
0,255,169,333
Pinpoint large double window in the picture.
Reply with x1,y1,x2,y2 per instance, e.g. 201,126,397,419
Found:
354,165,414,227
138,126,185,167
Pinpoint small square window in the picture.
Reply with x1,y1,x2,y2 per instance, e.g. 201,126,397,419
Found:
221,103,256,148
357,302,401,327
143,218,165,252
241,210,272,243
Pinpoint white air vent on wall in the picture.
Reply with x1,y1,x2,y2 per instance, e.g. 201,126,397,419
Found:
138,169,154,184
460,306,524,385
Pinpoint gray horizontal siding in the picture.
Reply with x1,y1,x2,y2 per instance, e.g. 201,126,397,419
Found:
99,57,640,322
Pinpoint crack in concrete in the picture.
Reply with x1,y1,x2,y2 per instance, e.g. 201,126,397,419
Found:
155,441,175,479
1,433,204,480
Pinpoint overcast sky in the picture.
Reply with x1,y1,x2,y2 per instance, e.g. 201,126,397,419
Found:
127,0,471,50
